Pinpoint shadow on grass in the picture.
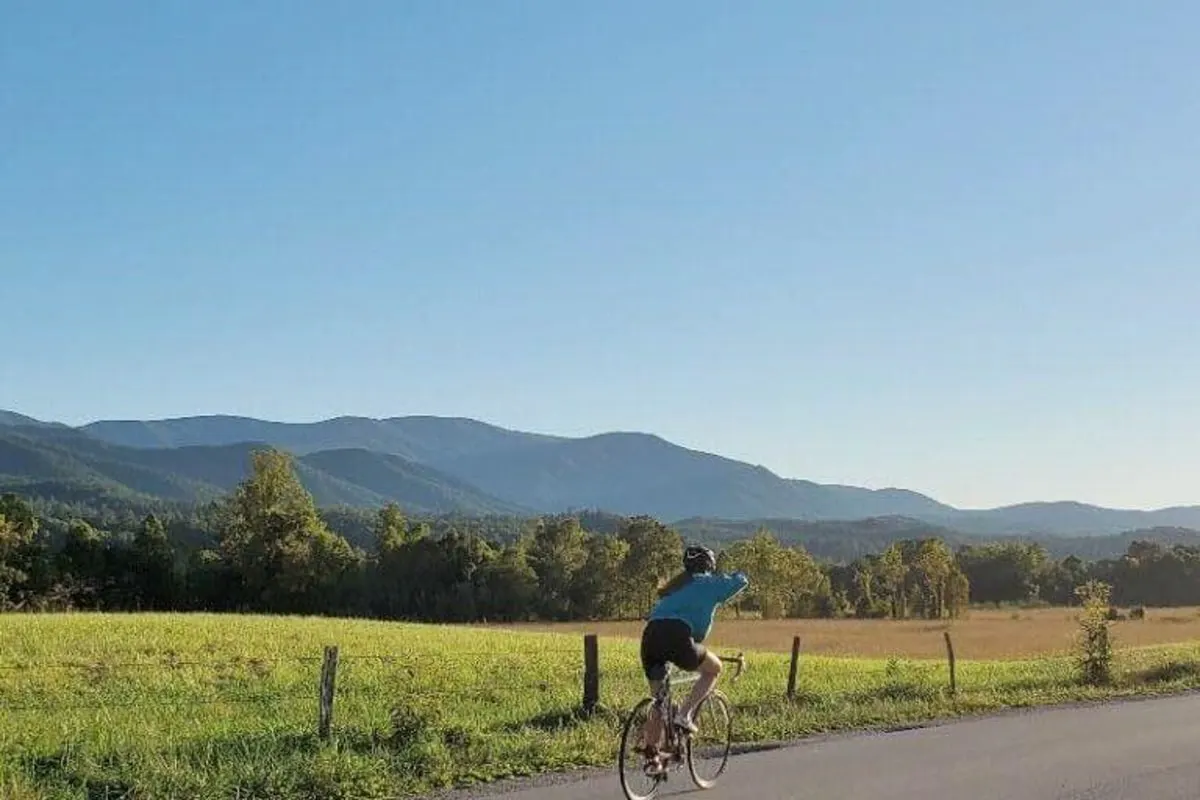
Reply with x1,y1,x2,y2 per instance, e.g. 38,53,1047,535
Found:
500,704,621,733
1130,660,1200,685
20,730,325,771
84,780,136,800
847,682,943,704
982,676,1078,693
19,729,419,800
22,753,149,800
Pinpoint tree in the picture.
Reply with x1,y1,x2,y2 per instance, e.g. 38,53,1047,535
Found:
0,510,21,607
847,557,888,618
217,448,360,613
375,503,411,552
57,519,107,606
955,542,1045,606
428,531,495,622
620,516,683,616
373,502,420,617
721,529,826,619
913,539,955,619
876,544,909,619
0,494,42,607
570,534,630,619
477,541,538,621
130,514,177,610
1037,554,1089,606
186,548,237,611
527,516,588,620
0,494,38,544
945,567,970,618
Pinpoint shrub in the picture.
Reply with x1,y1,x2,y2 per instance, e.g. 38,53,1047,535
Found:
1074,580,1114,686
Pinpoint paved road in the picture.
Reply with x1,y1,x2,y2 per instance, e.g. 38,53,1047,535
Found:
457,693,1200,800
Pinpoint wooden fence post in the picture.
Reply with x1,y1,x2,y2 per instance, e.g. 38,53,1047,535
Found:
318,645,339,740
583,634,599,714
943,631,957,697
787,636,801,699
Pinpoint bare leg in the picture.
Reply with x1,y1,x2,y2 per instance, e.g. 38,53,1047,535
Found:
677,651,722,724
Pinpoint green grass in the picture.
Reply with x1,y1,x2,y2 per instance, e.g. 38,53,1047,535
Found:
4,613,1200,799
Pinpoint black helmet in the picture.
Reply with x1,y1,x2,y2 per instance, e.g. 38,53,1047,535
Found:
683,544,716,574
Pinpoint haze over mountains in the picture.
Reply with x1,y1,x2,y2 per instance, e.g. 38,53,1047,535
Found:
2,410,1198,536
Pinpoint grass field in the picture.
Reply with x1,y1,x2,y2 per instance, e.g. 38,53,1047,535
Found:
4,612,1200,799
500,605,1200,659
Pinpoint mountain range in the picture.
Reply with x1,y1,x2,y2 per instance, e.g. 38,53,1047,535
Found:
2,410,1198,536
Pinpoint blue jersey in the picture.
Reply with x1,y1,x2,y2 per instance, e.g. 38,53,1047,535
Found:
648,571,749,643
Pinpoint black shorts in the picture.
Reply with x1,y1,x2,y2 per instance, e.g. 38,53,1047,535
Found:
640,618,707,681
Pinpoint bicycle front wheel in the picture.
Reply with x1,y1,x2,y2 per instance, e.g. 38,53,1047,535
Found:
687,690,733,788
618,697,663,800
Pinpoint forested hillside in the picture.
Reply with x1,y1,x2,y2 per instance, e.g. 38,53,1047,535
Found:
4,446,1200,624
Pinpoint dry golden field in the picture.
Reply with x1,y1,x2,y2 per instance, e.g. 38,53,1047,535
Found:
497,606,1200,660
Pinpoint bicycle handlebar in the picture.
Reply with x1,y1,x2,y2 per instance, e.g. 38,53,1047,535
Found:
719,652,746,682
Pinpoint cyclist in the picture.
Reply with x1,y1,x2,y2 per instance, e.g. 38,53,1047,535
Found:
638,544,748,762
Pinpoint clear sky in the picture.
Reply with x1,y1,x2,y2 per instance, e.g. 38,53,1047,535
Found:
4,2,1199,510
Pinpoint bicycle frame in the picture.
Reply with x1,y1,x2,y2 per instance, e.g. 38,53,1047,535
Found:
647,653,745,756
619,651,746,799
656,651,745,702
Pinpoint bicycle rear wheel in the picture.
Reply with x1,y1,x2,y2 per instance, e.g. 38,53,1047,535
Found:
687,691,733,789
618,697,664,800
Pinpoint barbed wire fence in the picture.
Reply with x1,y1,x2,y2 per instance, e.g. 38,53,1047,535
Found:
0,631,975,735
0,638,593,737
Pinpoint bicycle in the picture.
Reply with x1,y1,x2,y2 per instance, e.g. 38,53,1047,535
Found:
617,652,745,800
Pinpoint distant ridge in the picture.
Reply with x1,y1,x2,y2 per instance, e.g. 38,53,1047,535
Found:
0,423,526,516
2,410,1198,535
0,410,62,429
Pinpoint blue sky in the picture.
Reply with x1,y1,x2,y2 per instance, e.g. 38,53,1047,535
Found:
4,1,1199,510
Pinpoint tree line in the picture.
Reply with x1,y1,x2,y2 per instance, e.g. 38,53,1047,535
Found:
1,448,1196,620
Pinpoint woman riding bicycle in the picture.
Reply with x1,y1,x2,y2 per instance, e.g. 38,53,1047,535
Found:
638,544,748,757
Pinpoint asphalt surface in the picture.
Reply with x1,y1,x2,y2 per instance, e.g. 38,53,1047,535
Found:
444,693,1200,800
